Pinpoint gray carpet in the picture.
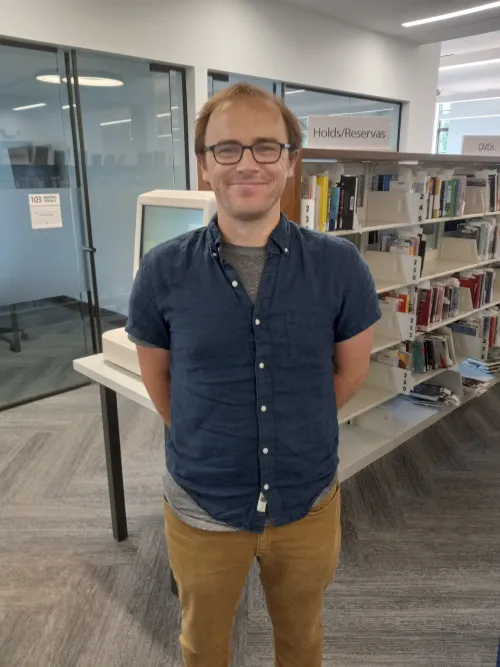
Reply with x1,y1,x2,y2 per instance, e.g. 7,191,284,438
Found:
0,300,124,408
0,384,499,666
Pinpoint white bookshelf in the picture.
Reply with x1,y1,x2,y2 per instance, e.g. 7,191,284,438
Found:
326,210,500,237
298,148,500,482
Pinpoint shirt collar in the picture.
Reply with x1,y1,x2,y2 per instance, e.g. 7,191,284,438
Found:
207,213,290,257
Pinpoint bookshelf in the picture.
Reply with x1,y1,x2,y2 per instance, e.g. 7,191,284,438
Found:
285,148,500,482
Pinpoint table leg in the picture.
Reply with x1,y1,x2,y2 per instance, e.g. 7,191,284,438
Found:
100,385,128,541
10,305,21,353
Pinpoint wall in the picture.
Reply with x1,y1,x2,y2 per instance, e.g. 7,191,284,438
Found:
0,0,441,157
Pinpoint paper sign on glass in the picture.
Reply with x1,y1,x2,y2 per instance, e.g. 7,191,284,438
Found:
29,193,63,230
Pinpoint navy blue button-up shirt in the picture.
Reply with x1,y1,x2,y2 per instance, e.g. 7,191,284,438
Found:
126,214,380,533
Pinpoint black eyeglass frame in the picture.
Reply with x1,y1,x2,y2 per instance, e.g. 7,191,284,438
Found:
204,141,292,165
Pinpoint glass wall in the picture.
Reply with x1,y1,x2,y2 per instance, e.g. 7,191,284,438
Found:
74,53,187,321
0,42,92,409
0,41,188,409
436,98,500,154
208,72,401,149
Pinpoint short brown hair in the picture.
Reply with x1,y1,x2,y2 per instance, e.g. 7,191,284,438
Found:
195,82,303,156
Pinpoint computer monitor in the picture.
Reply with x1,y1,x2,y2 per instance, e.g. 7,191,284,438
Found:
133,190,217,275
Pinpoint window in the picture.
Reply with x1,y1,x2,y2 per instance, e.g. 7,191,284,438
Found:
207,72,402,149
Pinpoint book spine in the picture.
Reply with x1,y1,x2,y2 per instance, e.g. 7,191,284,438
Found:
327,186,341,231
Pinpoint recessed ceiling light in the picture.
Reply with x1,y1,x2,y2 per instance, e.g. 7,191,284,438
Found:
13,103,46,111
285,89,305,95
157,112,171,118
100,118,132,127
37,74,123,87
403,1,500,27
62,104,77,110
37,74,62,84
440,57,500,70
67,76,123,87
158,134,172,138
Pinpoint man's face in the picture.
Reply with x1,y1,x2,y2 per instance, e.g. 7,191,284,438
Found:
199,97,297,222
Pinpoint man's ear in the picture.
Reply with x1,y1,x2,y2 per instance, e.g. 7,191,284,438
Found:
198,154,211,186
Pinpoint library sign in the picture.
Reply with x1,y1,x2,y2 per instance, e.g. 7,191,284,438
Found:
461,135,500,156
307,115,392,151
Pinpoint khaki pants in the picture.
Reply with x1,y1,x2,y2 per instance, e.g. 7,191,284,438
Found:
163,483,341,667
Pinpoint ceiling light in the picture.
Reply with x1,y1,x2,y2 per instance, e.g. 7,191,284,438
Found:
13,103,46,111
158,134,172,138
100,118,132,126
403,1,500,27
444,113,500,120
62,104,76,110
157,112,171,118
68,76,123,87
285,89,305,95
439,95,500,104
328,108,394,116
37,74,62,84
440,57,500,70
171,106,179,110
37,74,123,87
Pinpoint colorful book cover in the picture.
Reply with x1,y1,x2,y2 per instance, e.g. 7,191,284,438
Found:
316,175,329,233
328,186,341,231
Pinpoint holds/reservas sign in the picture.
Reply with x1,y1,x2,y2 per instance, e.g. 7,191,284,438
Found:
307,115,392,151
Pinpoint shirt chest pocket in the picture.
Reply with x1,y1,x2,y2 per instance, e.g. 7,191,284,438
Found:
285,307,334,365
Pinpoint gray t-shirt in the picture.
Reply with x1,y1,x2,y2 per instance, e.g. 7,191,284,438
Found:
131,241,336,531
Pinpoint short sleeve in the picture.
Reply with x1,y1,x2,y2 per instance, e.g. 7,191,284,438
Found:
334,243,381,343
125,254,171,350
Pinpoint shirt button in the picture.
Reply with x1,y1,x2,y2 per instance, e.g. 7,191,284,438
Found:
263,484,270,491
261,405,267,412
284,248,289,254
232,280,238,288
259,362,265,369
263,448,269,454
255,319,261,326
212,252,218,258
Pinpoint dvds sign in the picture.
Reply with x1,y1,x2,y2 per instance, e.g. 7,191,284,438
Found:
307,115,392,151
462,135,500,156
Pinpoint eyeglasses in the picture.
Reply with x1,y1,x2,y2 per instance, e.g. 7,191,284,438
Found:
204,141,291,165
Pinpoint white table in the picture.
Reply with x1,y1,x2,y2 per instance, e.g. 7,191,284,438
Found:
74,353,157,541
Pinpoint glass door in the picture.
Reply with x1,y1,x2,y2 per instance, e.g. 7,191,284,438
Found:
69,51,189,326
0,41,95,409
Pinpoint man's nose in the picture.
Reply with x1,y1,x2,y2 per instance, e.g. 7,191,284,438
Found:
237,146,259,169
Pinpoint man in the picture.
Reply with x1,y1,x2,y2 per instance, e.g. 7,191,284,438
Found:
126,83,380,667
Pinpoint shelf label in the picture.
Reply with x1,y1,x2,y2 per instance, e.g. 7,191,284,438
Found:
462,135,500,157
301,198,315,230
408,192,426,224
480,336,489,360
307,116,392,151
29,193,62,230
398,313,416,341
400,256,422,284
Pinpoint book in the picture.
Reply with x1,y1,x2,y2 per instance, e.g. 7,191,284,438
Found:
432,178,442,219
327,186,341,231
339,175,358,230
316,174,329,232
417,288,432,327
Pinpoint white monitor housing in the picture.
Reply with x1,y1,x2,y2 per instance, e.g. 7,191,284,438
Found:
102,189,217,375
